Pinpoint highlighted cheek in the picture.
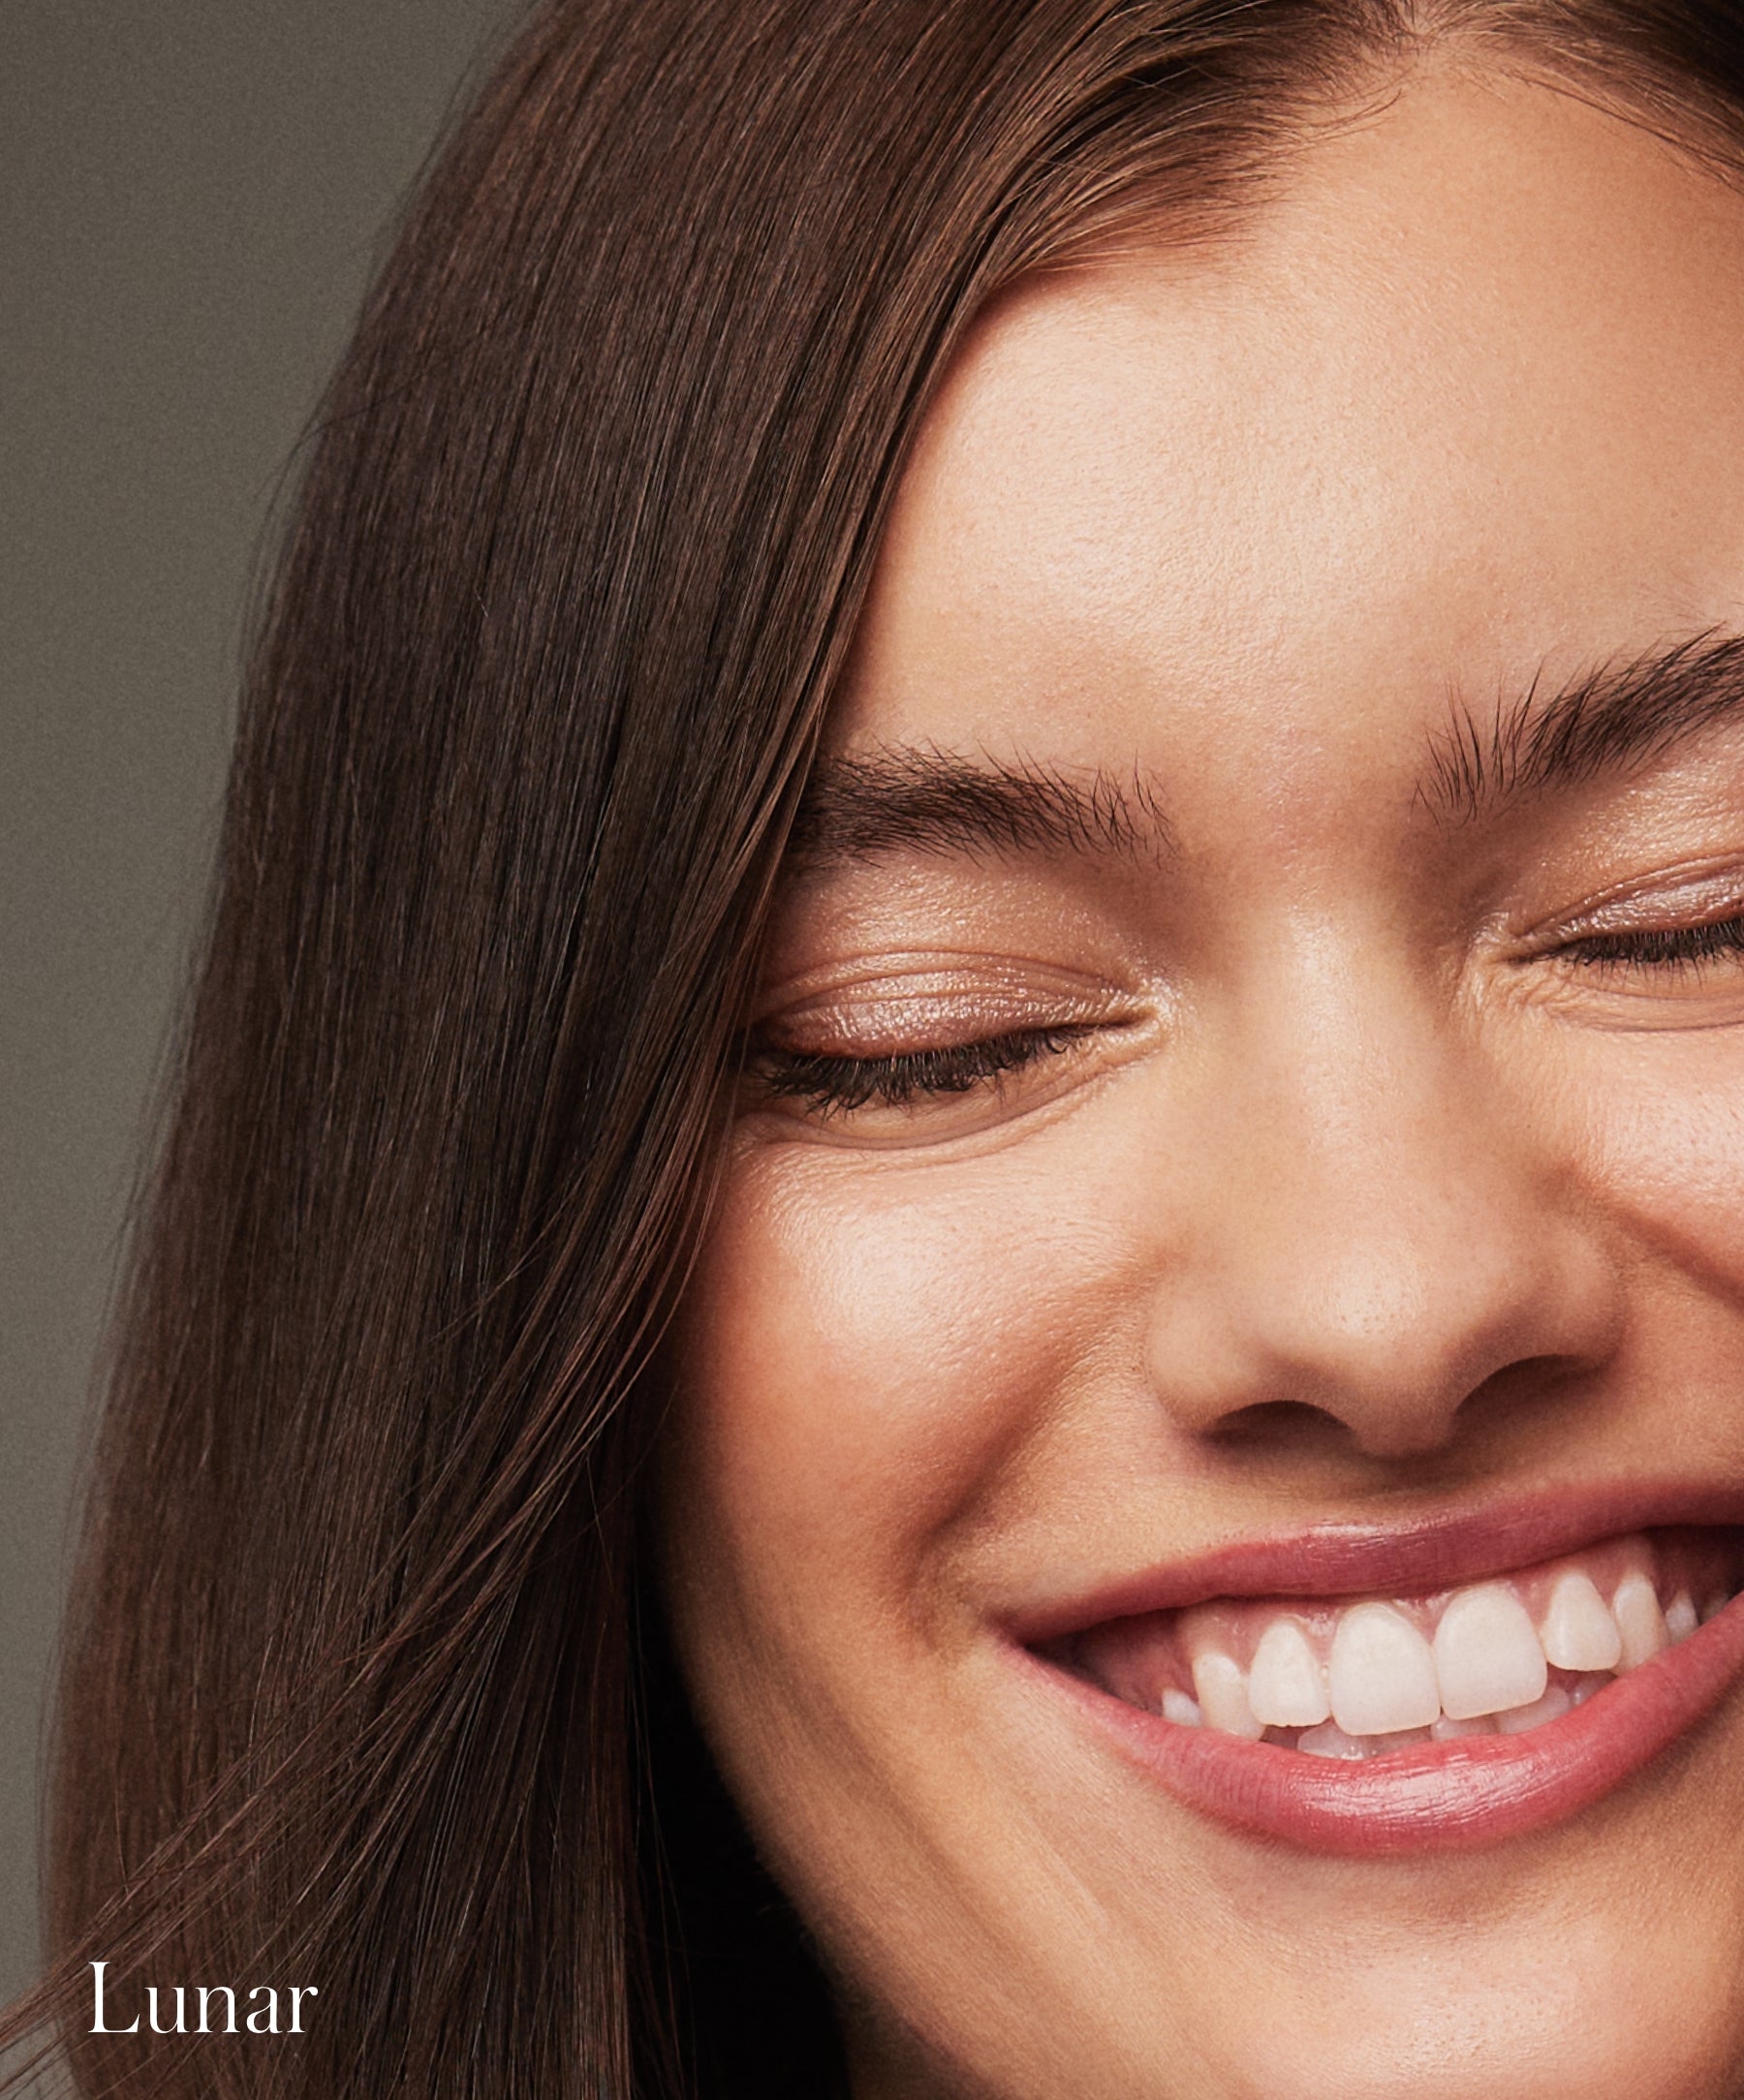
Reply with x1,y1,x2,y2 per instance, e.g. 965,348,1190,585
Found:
674,1167,1119,1571
1586,1070,1744,1284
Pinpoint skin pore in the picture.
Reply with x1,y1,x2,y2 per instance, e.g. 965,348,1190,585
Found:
660,55,1744,2100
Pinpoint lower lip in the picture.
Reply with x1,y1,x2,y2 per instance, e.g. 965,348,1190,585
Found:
1030,1598,1744,1854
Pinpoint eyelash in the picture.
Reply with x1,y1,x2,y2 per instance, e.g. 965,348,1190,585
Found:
754,1025,1095,1113
1563,914,1744,971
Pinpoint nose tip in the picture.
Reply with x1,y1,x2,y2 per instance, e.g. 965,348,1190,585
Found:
1149,1180,1617,1458
1142,1005,1622,1461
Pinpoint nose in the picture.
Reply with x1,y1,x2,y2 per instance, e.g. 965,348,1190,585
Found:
1144,941,1620,1459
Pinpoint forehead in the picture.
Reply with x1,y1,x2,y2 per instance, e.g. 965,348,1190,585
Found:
837,67,1744,793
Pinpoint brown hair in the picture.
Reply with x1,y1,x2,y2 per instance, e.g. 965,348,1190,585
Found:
6,2,1742,2094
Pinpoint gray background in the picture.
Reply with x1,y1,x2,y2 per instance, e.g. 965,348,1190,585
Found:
3,0,522,2005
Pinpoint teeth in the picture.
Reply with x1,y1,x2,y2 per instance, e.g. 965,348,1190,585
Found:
1297,1720,1369,1760
1495,1684,1573,1734
1433,1583,1547,1720
1097,1540,1739,1757
1373,1726,1433,1751
1612,1572,1668,1669
1247,1617,1330,1728
1296,1720,1431,1758
1539,1570,1622,1673
1328,1603,1441,1736
1191,1651,1264,1739
1430,1712,1497,1741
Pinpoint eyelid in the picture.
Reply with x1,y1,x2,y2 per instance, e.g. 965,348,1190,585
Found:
762,994,1111,1062
753,956,1136,1057
1513,856,1744,950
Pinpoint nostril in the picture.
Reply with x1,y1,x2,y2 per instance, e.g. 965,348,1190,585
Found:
1204,1395,1469,1464
1206,1399,1357,1454
1450,1350,1608,1432
1196,1349,1610,1467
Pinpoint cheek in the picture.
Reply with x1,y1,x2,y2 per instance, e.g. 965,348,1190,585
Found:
1577,1036,1744,1282
664,1142,1123,1637
653,1127,1161,2062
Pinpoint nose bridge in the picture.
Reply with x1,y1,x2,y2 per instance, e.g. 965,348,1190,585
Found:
1161,926,1612,1452
1263,941,1490,1252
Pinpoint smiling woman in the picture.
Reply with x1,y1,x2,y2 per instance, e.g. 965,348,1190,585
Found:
666,70,1744,2092
7,4,1744,2099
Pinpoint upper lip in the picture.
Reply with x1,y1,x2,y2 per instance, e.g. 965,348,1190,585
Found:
1009,1478,1744,1644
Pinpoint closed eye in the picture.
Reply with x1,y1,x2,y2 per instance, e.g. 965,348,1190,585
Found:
751,1024,1099,1114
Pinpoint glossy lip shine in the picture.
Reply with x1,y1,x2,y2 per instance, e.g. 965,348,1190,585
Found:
1012,1485,1744,1853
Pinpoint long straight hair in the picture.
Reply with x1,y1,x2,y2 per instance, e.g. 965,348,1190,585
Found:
7,2,1743,2094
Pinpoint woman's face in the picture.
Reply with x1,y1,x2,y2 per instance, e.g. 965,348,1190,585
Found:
661,63,1744,2100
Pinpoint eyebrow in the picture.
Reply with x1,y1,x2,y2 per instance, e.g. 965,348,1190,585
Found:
1424,631,1744,824
785,746,1172,871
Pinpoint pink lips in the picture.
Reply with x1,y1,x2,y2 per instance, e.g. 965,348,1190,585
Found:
1013,1484,1744,1853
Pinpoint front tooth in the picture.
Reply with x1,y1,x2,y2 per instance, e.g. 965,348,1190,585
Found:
1162,1688,1203,1727
1247,1618,1330,1728
1433,1583,1547,1719
1612,1572,1668,1668
1539,1571,1622,1673
1191,1651,1264,1739
1329,1603,1441,1736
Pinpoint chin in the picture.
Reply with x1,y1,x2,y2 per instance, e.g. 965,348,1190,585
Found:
827,1753,1744,2100
1199,1915,1744,2100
